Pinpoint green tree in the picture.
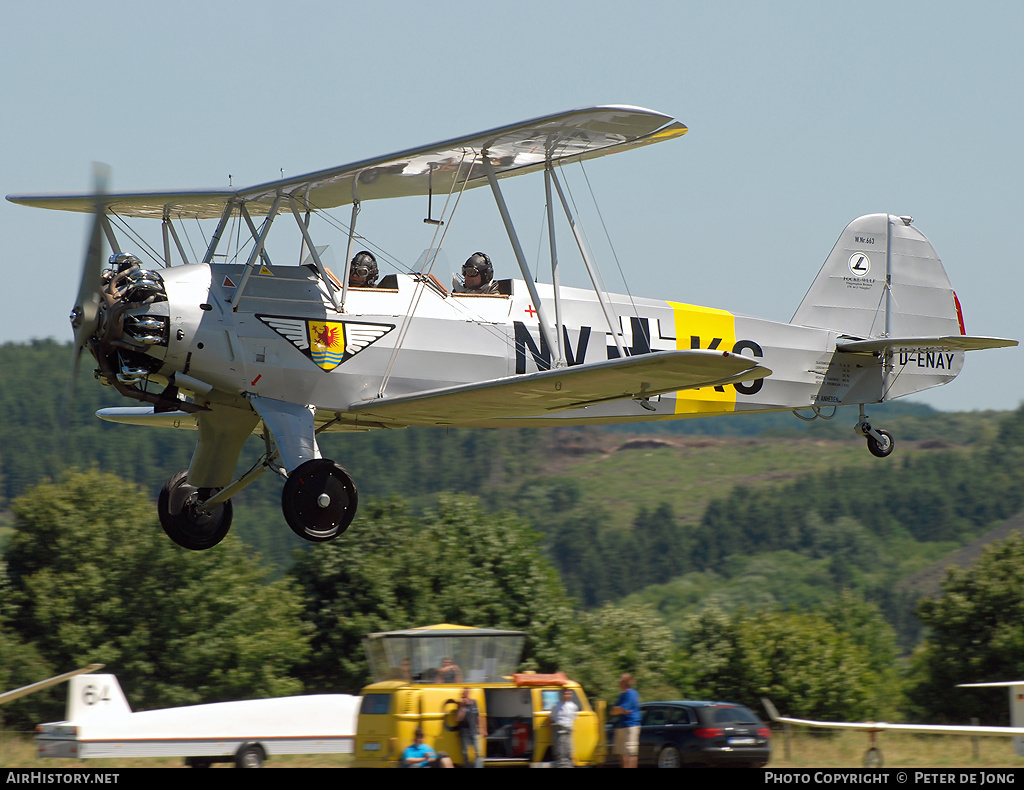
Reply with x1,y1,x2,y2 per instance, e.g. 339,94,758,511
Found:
4,470,309,713
673,604,879,721
818,591,904,719
908,532,1024,724
0,616,55,731
563,602,678,702
290,494,577,693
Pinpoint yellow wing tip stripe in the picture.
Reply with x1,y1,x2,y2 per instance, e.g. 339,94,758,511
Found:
653,125,688,140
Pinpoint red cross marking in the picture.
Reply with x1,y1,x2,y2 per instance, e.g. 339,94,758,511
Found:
525,304,537,317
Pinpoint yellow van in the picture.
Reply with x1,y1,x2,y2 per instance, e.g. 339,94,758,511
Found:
352,624,605,767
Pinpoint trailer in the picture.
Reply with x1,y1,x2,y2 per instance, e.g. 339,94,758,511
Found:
36,673,359,768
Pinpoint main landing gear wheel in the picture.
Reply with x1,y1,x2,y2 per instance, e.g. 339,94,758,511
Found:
158,470,233,550
866,429,894,458
863,746,883,768
282,459,358,542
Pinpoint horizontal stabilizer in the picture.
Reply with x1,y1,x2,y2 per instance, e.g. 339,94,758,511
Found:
346,350,771,426
837,335,1018,354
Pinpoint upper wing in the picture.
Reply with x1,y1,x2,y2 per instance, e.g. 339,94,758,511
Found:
343,349,770,427
837,335,1018,353
7,106,686,219
761,698,1023,738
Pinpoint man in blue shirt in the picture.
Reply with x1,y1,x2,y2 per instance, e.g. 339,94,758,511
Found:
609,673,640,768
402,728,438,767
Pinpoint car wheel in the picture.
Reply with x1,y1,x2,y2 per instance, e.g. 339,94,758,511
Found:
657,745,681,768
235,744,264,768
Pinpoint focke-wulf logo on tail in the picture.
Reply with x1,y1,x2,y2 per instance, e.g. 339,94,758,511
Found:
257,315,395,372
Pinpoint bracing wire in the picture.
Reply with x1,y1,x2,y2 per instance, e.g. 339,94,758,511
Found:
179,215,199,263
109,213,165,267
378,153,480,396
192,216,208,261
553,161,627,347
577,160,646,336
557,163,608,296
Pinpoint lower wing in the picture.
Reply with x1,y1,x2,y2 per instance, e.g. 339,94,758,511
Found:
344,349,770,427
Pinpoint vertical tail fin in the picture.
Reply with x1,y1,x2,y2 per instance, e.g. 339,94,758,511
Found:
792,213,962,339
793,214,970,400
65,674,132,721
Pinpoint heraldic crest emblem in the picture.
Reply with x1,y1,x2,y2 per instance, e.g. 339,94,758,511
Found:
257,315,394,371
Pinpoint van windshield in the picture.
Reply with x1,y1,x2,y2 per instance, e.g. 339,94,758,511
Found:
364,628,526,683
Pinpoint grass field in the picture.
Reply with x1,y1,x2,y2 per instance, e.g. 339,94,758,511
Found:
3,730,1022,769
527,433,953,529
774,730,1024,769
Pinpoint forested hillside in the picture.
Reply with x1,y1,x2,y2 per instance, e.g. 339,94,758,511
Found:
1,339,1015,619
3,340,1024,729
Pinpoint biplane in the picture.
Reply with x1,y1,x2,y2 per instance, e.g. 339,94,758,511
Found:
7,105,1016,550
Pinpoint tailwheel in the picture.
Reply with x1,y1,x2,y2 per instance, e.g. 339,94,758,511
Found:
282,459,358,542
855,408,895,459
158,470,233,550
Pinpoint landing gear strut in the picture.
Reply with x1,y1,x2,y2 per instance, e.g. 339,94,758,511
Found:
158,470,233,550
282,459,358,542
855,406,894,458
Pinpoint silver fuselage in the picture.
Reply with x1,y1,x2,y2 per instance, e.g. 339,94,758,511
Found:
147,264,957,429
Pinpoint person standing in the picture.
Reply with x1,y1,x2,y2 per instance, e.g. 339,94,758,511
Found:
610,673,640,768
456,687,486,768
547,687,579,768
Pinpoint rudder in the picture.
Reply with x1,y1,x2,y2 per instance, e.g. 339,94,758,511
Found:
792,213,962,339
65,674,132,721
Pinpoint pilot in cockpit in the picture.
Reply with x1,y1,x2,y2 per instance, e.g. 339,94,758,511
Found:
453,252,500,294
348,250,378,288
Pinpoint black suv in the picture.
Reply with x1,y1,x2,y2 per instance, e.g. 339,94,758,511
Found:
607,700,771,767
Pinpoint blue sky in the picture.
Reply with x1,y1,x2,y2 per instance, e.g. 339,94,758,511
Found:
2,0,1020,411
